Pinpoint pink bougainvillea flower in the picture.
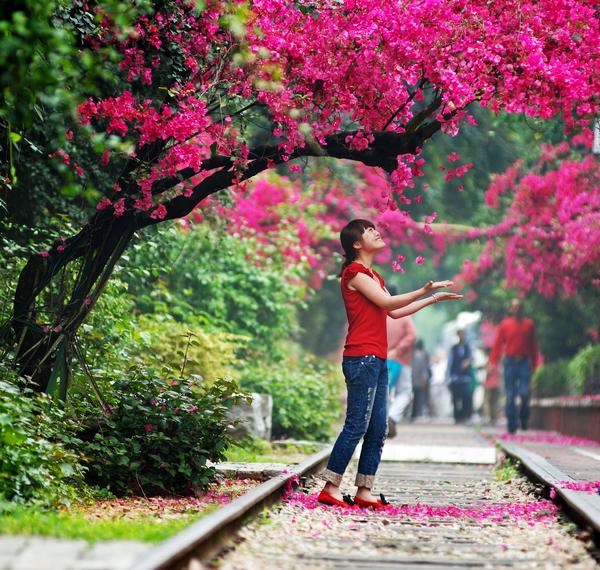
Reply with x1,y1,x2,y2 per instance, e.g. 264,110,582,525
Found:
284,492,559,526
144,423,154,433
149,204,168,220
96,198,112,211
416,256,426,265
556,480,600,494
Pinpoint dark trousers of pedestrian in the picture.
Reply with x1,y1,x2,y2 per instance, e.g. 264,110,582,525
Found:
411,386,427,419
450,381,471,423
503,356,532,434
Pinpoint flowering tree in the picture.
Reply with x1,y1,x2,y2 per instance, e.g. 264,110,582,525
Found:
8,0,599,393
196,162,435,290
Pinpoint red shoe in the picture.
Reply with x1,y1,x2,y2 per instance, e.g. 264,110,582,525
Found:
353,493,391,510
318,490,355,508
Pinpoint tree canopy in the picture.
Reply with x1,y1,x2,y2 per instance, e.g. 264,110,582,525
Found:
2,0,599,393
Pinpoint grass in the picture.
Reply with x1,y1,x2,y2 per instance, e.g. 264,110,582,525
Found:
0,437,320,543
0,478,255,543
0,503,214,543
224,437,323,463
493,456,521,482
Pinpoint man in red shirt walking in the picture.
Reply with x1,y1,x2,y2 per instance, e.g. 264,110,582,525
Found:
490,299,540,434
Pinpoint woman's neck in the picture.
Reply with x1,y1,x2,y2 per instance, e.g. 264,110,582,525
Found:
355,251,375,269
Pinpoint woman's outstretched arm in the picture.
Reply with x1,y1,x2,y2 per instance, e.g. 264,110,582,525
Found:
388,291,463,319
349,273,458,311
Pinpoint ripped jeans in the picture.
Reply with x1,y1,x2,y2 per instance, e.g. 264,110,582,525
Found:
322,355,388,489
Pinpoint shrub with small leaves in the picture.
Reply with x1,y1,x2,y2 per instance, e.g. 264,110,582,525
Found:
240,356,341,441
135,314,247,384
0,370,86,507
568,344,600,395
72,366,245,496
533,360,572,398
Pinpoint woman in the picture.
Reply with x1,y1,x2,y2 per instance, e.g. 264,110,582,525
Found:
319,219,462,509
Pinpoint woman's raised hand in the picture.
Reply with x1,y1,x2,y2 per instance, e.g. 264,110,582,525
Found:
423,280,454,291
432,292,464,303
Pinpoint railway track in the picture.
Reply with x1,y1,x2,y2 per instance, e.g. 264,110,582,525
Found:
129,447,331,570
130,435,600,570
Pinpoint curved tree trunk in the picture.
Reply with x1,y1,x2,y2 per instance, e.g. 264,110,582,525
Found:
12,212,136,394
7,120,443,397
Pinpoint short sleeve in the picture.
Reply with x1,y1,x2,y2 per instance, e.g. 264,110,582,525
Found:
372,269,385,289
341,262,373,290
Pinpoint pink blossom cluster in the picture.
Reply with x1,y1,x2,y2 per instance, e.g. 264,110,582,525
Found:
454,142,600,297
285,492,559,525
66,0,598,237
555,480,600,494
499,432,600,447
193,162,434,285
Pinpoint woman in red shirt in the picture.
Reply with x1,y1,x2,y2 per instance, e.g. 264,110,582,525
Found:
319,219,462,509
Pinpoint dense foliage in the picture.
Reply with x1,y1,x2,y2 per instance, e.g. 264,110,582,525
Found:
71,369,244,495
0,370,85,506
241,357,340,441
533,344,600,398
124,223,305,354
533,360,571,398
569,344,600,395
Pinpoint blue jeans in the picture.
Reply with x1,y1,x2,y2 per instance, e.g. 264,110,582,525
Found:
504,357,532,433
322,355,388,489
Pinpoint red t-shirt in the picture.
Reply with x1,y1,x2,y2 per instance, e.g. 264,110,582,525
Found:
341,262,388,359
490,316,539,367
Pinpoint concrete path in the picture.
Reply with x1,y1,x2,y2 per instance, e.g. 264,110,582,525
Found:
0,537,152,570
358,423,497,464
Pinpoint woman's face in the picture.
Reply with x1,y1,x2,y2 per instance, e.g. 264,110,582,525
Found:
356,226,385,252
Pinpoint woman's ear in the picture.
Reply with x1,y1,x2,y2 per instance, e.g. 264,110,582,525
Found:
353,240,362,251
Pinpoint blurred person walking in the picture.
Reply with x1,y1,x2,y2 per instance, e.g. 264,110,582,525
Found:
483,348,502,425
429,349,452,418
387,312,416,436
489,299,539,434
446,329,473,423
411,339,430,420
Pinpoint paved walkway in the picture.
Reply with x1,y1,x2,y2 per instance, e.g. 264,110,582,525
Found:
218,423,600,569
0,537,151,570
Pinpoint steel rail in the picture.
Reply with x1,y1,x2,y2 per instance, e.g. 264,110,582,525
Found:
129,446,332,570
499,440,600,542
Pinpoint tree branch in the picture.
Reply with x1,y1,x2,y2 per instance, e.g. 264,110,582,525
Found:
140,120,445,227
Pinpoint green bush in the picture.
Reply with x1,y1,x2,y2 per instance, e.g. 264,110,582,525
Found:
124,223,304,358
569,344,600,395
533,359,572,398
71,367,245,496
134,315,247,384
0,371,86,506
241,356,341,441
